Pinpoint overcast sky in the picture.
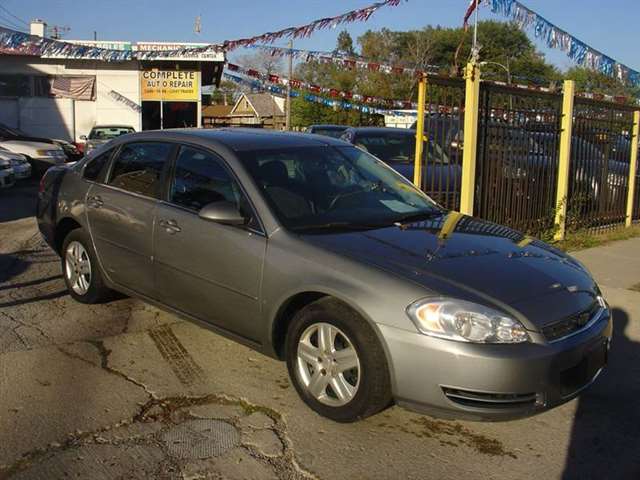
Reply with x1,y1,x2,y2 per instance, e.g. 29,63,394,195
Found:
1,0,638,72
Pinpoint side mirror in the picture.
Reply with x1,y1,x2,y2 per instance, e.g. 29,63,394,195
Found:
80,135,87,140
198,201,246,226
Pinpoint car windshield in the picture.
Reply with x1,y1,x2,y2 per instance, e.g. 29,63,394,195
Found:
89,127,134,140
239,146,443,232
356,131,451,165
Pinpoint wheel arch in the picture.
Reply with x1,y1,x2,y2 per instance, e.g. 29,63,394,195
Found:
54,216,83,254
269,289,396,387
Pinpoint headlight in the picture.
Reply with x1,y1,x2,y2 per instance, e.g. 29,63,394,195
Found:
36,149,65,157
406,298,530,344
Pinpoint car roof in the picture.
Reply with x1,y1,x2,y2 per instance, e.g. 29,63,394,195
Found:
309,125,348,130
91,125,135,129
347,127,414,135
113,128,349,152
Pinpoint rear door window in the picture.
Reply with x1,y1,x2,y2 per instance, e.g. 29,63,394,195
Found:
108,142,173,198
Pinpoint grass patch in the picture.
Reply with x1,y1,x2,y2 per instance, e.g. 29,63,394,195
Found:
552,224,640,252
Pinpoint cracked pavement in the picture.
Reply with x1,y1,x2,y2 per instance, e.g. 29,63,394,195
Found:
1,182,640,479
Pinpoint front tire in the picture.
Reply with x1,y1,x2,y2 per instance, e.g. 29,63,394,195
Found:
285,298,392,422
61,229,112,304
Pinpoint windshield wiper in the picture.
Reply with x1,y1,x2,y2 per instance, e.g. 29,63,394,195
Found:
393,210,445,226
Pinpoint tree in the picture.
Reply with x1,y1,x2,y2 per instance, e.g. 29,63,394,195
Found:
565,67,640,100
335,30,355,56
236,50,284,76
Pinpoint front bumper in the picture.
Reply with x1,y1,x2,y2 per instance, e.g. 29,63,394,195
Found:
381,308,612,421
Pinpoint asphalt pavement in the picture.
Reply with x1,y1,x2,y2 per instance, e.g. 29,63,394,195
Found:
1,181,639,479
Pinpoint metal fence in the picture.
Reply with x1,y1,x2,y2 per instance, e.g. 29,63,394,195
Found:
474,82,562,235
412,69,639,238
569,99,636,231
419,75,465,211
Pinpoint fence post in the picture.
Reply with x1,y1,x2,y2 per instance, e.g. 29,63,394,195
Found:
553,80,576,241
625,110,639,227
460,62,481,216
413,75,427,188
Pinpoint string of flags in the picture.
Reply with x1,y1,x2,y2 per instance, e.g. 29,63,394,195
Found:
246,44,443,78
0,0,403,61
108,90,142,112
222,72,405,117
226,62,417,109
486,0,640,87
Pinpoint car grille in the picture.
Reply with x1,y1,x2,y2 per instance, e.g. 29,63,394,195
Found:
542,301,601,342
442,387,537,409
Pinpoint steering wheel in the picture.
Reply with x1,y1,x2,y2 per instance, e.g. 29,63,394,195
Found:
327,181,383,211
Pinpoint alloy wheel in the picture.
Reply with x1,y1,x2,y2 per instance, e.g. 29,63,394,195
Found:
296,322,361,407
65,241,92,295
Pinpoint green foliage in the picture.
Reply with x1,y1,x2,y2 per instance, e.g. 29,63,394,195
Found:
290,96,383,129
565,67,640,100
335,30,355,56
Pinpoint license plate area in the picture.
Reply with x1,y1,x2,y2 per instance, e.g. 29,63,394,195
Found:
559,341,607,398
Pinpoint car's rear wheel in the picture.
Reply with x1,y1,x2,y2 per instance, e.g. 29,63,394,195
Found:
61,229,112,303
285,298,392,422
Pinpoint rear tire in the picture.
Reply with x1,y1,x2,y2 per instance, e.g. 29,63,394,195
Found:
61,229,112,304
285,298,392,422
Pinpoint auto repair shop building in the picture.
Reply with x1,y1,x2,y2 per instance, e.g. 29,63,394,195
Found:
0,20,225,142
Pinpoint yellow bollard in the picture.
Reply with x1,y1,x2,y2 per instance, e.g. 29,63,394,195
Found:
625,110,639,227
553,80,576,241
459,62,481,216
413,75,427,188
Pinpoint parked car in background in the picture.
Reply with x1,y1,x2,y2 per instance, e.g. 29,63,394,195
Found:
340,126,461,206
305,125,348,138
0,122,80,162
52,138,83,162
0,147,32,180
37,129,612,423
0,157,15,188
0,137,66,175
81,125,135,155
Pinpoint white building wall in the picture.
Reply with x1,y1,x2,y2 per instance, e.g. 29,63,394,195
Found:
0,56,141,142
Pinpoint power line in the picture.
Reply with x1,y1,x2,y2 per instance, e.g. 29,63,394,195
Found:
0,4,29,27
0,16,26,32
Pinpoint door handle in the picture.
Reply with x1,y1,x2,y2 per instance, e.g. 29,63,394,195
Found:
87,195,104,208
159,218,182,234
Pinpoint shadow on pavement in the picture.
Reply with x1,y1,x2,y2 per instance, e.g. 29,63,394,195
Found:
0,179,39,223
563,308,640,479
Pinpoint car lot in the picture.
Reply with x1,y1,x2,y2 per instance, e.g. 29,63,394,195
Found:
1,182,639,479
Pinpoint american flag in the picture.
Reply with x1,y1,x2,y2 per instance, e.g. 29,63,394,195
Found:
51,76,96,100
463,0,488,30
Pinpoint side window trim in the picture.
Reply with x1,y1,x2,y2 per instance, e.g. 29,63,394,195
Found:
164,143,265,235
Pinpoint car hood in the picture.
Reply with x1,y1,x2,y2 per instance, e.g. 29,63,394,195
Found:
301,213,600,330
0,140,62,154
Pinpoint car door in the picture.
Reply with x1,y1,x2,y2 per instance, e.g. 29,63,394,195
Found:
153,145,266,342
86,141,174,296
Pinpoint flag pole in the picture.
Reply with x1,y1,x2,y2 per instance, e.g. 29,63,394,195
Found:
472,0,479,63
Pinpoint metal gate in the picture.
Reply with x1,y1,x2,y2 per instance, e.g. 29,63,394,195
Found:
569,98,636,231
418,75,465,211
474,82,563,235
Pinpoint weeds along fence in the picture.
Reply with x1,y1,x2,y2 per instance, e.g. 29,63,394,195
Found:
414,70,640,239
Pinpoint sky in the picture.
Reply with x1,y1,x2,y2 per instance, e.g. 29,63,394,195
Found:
0,0,638,72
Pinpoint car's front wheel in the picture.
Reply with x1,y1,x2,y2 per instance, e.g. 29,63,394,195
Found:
61,229,112,304
285,298,392,422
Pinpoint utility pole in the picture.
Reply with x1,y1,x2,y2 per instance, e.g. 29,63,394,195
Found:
285,40,293,131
